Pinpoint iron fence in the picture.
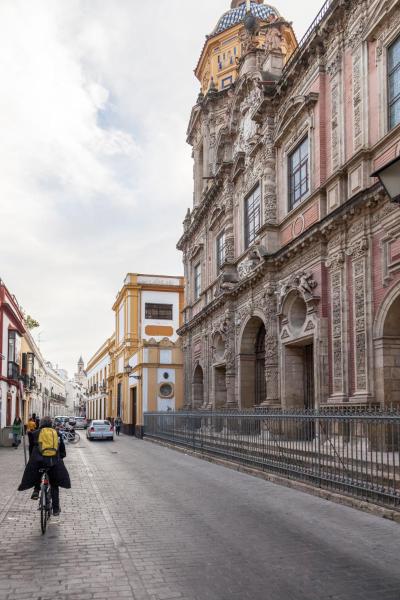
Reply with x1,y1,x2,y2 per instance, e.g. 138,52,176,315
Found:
144,409,400,509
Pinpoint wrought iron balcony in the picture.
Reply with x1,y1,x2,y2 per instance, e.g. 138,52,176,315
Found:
7,361,20,380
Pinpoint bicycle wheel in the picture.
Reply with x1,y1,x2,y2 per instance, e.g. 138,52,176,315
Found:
69,431,80,444
40,486,48,534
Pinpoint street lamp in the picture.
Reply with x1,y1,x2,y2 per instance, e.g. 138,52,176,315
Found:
371,155,400,204
124,365,142,381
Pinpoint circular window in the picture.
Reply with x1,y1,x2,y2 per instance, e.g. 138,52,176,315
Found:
159,383,174,398
289,296,307,331
163,372,169,380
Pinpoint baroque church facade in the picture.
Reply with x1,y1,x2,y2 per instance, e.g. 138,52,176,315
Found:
177,0,400,410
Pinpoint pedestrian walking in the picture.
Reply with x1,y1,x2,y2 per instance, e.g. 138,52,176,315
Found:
12,417,23,448
26,415,37,456
115,417,122,436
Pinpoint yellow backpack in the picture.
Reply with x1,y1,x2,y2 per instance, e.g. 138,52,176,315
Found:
38,428,59,457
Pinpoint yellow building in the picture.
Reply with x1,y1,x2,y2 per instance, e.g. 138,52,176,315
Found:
86,335,115,421
112,273,184,436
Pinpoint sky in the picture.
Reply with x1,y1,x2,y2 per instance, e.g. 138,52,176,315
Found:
0,0,324,375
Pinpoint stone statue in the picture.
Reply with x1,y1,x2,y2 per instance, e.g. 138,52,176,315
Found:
265,26,282,53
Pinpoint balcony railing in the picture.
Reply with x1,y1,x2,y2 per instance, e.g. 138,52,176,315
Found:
283,0,335,75
50,393,66,404
7,361,20,380
22,374,36,390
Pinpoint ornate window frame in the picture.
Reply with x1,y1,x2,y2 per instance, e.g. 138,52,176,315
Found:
387,35,400,131
243,183,262,250
288,136,310,212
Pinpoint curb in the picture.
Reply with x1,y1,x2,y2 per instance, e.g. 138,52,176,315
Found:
144,436,400,524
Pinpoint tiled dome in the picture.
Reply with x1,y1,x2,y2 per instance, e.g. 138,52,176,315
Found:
212,2,279,36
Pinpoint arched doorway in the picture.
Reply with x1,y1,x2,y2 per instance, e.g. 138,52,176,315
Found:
192,365,204,409
239,316,266,408
375,292,400,406
281,293,315,410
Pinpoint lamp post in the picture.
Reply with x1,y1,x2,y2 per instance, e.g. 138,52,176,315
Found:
371,155,400,204
124,365,142,381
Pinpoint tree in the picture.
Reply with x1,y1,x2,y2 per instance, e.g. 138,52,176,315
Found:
25,315,40,330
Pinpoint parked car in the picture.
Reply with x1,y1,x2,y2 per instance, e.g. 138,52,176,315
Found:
86,420,114,441
68,417,77,427
73,416,87,429
54,416,70,425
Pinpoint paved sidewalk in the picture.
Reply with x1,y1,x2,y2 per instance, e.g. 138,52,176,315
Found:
1,435,400,600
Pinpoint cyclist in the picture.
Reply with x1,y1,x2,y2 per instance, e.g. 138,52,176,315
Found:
18,416,71,516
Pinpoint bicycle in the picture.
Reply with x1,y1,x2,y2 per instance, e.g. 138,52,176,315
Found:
38,468,52,534
60,429,80,444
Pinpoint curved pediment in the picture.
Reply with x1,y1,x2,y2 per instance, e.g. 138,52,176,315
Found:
275,93,318,144
189,242,204,260
209,205,226,230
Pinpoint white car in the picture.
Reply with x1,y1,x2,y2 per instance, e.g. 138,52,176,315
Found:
73,416,87,429
86,420,114,441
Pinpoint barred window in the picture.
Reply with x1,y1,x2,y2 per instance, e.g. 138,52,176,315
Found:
244,186,261,249
289,137,309,210
194,263,201,301
216,231,226,270
145,303,173,320
389,37,400,129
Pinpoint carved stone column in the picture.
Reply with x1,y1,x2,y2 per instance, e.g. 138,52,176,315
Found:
326,247,348,403
346,237,372,402
224,181,235,264
260,286,279,406
263,113,277,228
224,304,238,409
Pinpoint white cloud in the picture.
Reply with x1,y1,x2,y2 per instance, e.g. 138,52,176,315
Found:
0,0,325,374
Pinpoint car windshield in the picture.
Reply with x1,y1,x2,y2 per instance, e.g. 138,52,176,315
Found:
93,421,110,425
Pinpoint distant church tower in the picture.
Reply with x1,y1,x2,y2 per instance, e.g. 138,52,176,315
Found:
75,356,87,388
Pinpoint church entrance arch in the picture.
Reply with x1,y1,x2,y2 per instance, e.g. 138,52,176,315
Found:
192,365,204,409
280,291,316,411
239,316,266,408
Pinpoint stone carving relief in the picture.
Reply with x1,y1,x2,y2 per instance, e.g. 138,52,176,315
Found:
346,18,366,51
353,258,367,391
276,271,319,314
326,52,342,78
233,108,258,157
330,270,344,395
345,237,369,260
237,245,268,280
331,77,340,172
326,250,345,271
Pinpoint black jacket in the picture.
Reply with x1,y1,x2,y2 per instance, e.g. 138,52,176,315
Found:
18,428,71,491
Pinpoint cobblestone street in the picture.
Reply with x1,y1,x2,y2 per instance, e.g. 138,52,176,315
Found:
1,435,400,600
